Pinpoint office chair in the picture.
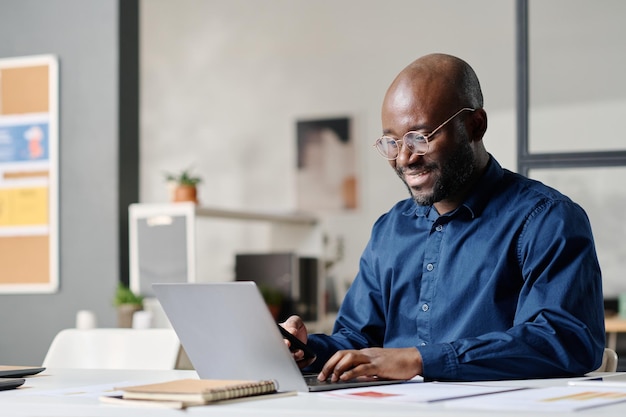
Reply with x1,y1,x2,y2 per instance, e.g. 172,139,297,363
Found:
42,328,181,370
594,348,619,373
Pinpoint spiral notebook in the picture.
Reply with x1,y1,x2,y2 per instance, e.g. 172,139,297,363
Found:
120,378,276,402
153,282,410,392
102,378,295,408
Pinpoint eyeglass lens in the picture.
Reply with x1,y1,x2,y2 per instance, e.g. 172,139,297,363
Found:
376,133,427,159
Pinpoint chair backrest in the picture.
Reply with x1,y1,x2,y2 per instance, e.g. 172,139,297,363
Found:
594,348,619,372
42,328,181,370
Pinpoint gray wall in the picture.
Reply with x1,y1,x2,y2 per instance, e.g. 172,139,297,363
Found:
0,0,123,364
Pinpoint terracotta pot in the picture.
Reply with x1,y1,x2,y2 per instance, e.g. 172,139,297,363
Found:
117,304,143,328
173,185,198,204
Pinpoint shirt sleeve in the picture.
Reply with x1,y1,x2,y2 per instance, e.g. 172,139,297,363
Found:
419,199,605,380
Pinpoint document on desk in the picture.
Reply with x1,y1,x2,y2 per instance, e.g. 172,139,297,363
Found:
568,373,626,388
322,382,525,404
10,381,139,399
444,385,626,412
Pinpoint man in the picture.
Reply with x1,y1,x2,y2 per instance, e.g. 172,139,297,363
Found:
282,53,605,382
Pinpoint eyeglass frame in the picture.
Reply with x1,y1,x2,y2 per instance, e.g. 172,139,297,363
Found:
373,107,476,160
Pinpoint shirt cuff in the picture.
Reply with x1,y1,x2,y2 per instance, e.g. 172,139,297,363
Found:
417,342,459,380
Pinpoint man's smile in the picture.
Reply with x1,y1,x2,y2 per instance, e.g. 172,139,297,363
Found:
400,166,434,188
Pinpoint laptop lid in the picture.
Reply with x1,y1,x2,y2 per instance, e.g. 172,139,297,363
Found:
154,282,411,392
153,282,309,392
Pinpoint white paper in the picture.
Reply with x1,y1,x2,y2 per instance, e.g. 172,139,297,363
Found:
568,374,626,388
322,382,525,404
445,385,626,412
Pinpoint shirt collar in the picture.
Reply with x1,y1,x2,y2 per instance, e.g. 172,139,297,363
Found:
461,155,502,218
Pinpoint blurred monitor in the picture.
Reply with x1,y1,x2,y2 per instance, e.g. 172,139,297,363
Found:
129,203,196,297
235,252,319,322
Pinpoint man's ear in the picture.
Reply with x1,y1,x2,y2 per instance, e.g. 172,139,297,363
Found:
468,108,488,142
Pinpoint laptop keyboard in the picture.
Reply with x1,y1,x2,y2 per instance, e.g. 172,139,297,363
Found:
303,373,342,386
302,372,406,389
303,373,382,387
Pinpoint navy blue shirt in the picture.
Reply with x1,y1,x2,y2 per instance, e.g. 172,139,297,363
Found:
307,157,605,381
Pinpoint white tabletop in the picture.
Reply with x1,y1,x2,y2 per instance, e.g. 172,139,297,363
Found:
1,368,626,416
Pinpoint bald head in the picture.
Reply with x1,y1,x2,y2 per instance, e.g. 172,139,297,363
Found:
384,54,483,115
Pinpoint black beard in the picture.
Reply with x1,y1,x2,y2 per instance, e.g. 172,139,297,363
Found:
397,136,476,206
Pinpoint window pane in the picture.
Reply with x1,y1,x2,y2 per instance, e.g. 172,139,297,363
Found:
530,167,626,298
529,1,626,153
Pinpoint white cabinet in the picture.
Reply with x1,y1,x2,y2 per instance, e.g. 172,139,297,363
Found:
130,203,329,328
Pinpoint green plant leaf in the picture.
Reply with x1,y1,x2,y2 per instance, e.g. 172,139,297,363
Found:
164,167,202,186
114,283,144,306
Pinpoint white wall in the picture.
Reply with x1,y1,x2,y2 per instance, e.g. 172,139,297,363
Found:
140,0,626,298
140,0,517,291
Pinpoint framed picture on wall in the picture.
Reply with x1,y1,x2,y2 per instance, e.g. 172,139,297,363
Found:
296,117,357,211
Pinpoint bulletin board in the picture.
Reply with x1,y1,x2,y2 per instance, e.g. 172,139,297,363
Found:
0,55,58,293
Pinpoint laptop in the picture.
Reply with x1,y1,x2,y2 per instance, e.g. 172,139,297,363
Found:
153,282,411,392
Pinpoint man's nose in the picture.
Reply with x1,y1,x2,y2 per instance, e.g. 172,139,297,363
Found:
395,143,421,166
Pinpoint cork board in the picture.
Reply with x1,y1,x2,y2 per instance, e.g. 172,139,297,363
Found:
0,55,58,293
0,65,49,114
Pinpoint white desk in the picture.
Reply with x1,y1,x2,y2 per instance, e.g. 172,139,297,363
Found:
2,368,626,416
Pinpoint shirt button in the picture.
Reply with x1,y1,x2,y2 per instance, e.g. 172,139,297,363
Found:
435,225,443,232
426,263,434,271
420,342,427,346
421,303,429,312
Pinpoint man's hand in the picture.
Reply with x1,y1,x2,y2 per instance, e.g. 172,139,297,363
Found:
280,315,316,368
318,347,423,382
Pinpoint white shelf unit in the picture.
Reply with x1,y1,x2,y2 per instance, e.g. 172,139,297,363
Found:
195,206,318,226
130,203,328,329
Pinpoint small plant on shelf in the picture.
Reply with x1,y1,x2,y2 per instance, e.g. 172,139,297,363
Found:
114,282,144,307
259,284,285,320
113,282,144,328
164,167,203,204
165,168,202,187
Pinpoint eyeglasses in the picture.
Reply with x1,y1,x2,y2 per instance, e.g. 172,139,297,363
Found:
373,107,475,160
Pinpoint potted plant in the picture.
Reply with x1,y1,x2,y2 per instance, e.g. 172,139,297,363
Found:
259,284,285,321
165,168,203,204
114,282,144,328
